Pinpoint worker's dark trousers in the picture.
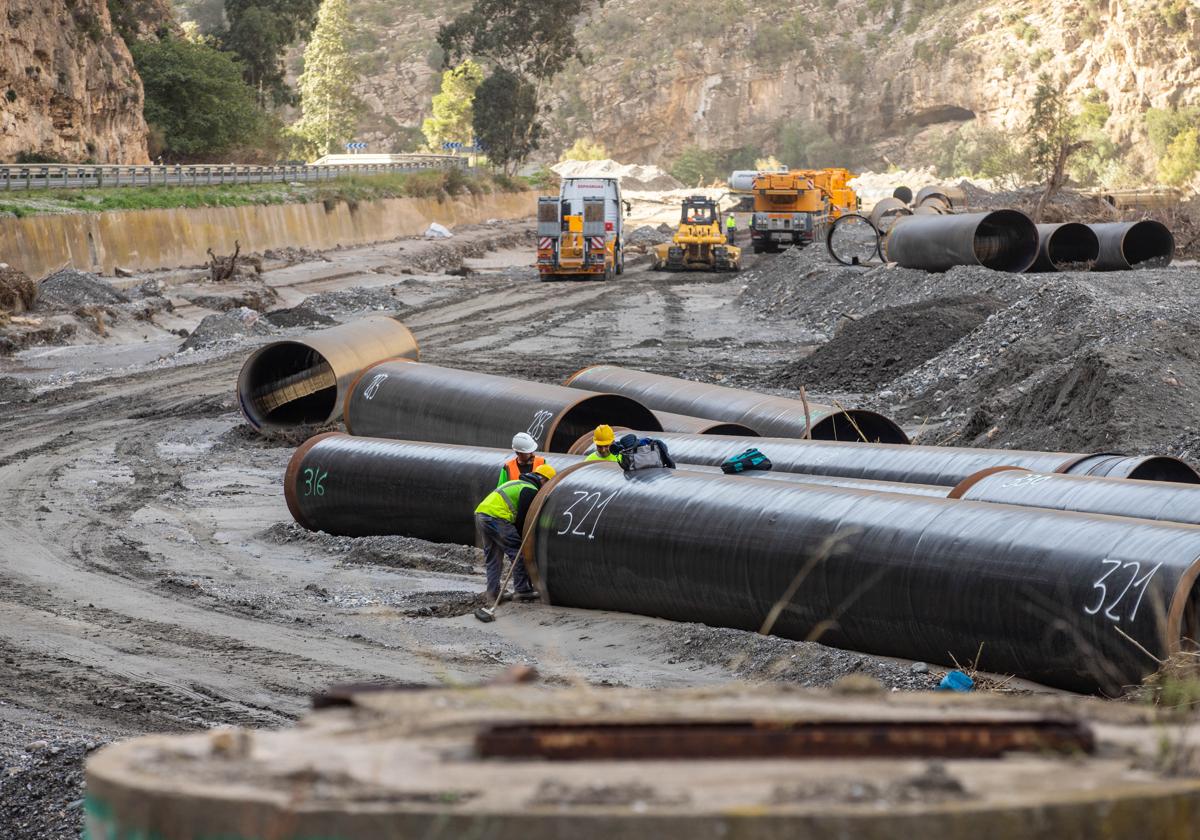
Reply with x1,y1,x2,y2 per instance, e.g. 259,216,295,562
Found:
476,513,533,595
727,231,736,244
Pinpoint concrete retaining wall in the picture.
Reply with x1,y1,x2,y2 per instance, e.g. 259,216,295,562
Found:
0,191,538,278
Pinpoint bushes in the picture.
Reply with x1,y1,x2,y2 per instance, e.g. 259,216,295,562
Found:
1147,107,1200,186
669,146,721,186
932,124,1026,182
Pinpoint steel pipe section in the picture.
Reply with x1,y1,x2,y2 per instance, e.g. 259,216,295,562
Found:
652,411,759,437
913,185,966,208
564,366,909,444
622,433,1199,486
886,210,1039,273
953,467,1200,526
525,463,1200,694
285,434,585,543
867,197,912,232
237,316,418,431
1030,223,1100,273
1089,221,1174,270
344,360,662,453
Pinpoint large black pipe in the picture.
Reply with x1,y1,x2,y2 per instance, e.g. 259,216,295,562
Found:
593,433,1200,485
913,185,967,209
1031,223,1100,273
652,411,759,437
1089,221,1174,270
886,210,1039,273
867,197,911,233
237,316,419,431
564,366,908,444
953,467,1200,526
285,434,585,544
344,360,663,453
525,462,1200,694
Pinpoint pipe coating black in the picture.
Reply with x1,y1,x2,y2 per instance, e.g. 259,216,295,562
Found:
1089,221,1174,270
285,434,586,544
564,366,908,444
614,433,1200,485
344,360,662,453
886,210,1040,273
652,411,759,437
1030,223,1100,273
526,463,1200,694
237,316,419,431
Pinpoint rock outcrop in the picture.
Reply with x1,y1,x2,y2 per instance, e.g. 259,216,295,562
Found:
0,0,150,163
336,0,1200,172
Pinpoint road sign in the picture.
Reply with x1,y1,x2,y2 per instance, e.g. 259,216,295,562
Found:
345,142,367,151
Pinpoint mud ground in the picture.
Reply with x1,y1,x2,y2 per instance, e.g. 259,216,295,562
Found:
1,219,1195,836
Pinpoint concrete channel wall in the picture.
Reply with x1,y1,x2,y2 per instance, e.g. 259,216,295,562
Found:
0,190,538,278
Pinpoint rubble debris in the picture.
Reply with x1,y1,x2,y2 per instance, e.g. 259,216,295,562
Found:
206,241,263,283
179,307,274,351
35,268,129,310
0,265,37,318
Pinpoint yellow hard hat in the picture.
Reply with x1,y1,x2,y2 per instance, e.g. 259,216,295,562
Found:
533,464,557,481
593,424,615,446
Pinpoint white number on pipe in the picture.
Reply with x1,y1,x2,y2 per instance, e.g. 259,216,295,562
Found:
556,489,617,539
998,473,1053,490
363,373,388,400
1083,560,1162,623
528,409,554,442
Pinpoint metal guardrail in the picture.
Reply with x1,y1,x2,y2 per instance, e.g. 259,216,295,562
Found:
0,155,467,192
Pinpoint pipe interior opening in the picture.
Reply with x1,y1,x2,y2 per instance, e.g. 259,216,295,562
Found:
810,410,909,444
239,342,337,430
1123,221,1175,268
550,395,663,453
1048,224,1100,269
1126,457,1200,484
973,211,1039,272
703,424,761,436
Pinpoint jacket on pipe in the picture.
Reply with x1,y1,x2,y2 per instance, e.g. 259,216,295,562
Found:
528,463,1200,694
284,435,584,544
344,360,662,453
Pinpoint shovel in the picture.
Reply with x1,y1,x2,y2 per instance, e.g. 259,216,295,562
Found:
474,531,535,623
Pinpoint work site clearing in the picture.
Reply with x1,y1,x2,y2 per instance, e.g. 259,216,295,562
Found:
4,181,1200,838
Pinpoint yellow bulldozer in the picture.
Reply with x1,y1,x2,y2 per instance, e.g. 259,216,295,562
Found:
652,195,741,272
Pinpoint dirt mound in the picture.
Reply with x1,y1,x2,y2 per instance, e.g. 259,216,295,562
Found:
261,522,480,575
778,295,1001,391
0,266,37,317
35,269,129,310
179,307,274,352
551,159,683,191
183,284,279,314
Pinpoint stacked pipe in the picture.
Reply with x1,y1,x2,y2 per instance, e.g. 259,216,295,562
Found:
523,462,1200,695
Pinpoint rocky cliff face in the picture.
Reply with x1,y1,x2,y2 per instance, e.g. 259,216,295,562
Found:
0,0,150,163
342,0,1200,173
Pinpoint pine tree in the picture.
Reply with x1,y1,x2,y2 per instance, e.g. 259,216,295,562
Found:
290,0,359,159
421,60,484,152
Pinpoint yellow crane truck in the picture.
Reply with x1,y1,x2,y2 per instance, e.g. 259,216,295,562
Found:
747,169,858,253
652,195,741,272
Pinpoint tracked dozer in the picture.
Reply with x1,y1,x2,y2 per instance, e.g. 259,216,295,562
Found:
652,195,741,272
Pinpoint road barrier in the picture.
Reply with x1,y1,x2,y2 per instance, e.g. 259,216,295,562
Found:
0,156,465,192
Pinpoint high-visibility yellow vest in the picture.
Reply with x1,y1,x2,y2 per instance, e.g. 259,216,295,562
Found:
585,451,621,462
475,479,534,522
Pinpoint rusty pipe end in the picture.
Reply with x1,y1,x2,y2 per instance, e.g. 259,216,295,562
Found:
520,460,613,601
341,356,417,435
544,394,663,453
946,465,1030,499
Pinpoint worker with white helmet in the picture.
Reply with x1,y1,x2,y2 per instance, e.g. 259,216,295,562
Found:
498,431,545,488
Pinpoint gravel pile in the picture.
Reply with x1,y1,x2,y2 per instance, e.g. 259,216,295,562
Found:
35,269,129,309
179,307,274,351
0,739,95,840
265,287,401,326
260,522,480,575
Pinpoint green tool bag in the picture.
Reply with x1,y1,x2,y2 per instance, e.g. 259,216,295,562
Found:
721,448,772,474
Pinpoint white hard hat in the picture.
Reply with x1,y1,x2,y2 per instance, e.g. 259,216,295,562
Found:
512,432,538,453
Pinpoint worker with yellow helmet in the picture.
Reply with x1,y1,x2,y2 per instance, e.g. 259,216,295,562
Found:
474,462,557,602
585,425,621,462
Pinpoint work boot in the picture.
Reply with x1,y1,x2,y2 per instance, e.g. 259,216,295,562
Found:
513,589,540,603
485,589,513,604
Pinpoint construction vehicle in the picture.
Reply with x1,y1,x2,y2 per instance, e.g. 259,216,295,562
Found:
536,177,626,281
748,170,828,253
651,195,741,272
807,167,859,218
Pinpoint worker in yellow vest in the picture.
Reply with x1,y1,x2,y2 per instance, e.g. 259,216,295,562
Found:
585,425,621,462
474,463,557,602
498,431,545,487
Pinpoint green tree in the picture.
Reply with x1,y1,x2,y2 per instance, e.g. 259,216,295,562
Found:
439,0,600,171
131,37,266,160
777,123,840,169
222,0,320,105
421,60,483,152
289,0,360,159
472,68,540,174
1146,107,1200,185
1069,90,1119,187
1027,74,1087,221
561,138,607,161
669,146,719,186
1159,128,1200,186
